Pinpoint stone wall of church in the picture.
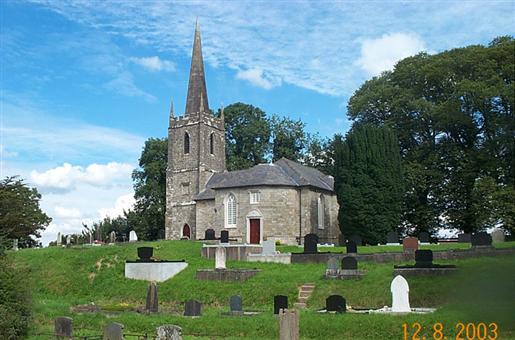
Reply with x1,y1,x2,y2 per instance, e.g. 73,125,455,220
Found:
299,188,339,244
195,200,216,239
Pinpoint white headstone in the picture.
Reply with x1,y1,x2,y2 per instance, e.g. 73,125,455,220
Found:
56,232,62,246
89,233,93,244
129,230,138,242
110,231,116,243
215,246,226,270
391,275,410,312
262,240,276,256
66,235,72,245
12,239,19,251
491,229,505,243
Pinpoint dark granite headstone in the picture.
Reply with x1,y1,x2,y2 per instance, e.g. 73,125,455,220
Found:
229,295,243,312
346,241,357,254
184,300,202,316
220,230,229,243
146,282,158,313
419,232,430,243
137,247,154,262
349,234,362,246
274,295,288,314
471,232,492,246
341,256,358,270
386,231,399,244
205,228,215,240
103,322,124,340
326,295,346,313
54,316,73,338
414,250,433,268
303,233,318,254
457,233,471,243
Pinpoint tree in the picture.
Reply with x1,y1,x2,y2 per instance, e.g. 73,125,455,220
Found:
271,115,307,161
221,103,271,170
334,125,404,244
131,138,167,240
347,36,514,234
301,133,337,176
0,176,51,247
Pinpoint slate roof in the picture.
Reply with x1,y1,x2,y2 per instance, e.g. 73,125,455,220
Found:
194,158,334,200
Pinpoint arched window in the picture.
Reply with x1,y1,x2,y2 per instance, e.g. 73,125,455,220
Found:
209,133,214,155
317,194,324,229
184,132,190,154
225,193,237,228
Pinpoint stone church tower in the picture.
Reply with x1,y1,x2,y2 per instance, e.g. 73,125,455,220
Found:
165,23,226,240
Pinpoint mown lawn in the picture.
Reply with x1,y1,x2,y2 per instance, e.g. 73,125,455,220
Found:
10,241,515,339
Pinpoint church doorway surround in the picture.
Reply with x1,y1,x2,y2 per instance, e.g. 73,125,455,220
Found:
246,210,263,244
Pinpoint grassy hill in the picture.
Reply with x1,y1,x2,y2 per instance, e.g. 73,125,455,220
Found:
10,241,515,339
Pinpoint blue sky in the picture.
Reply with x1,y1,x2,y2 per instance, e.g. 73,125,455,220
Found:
1,0,513,245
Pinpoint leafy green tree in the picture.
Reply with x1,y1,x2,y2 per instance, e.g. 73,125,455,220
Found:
0,176,51,247
302,133,336,176
221,103,271,170
131,138,167,240
271,115,307,161
334,125,404,244
347,36,514,233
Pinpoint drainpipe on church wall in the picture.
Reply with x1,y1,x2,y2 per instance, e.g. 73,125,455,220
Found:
298,188,302,245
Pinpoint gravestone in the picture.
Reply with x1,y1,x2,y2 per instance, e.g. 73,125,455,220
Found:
103,322,124,340
471,232,492,247
146,282,158,313
110,231,116,243
274,295,288,314
414,250,433,268
338,233,346,246
325,256,339,278
184,300,202,316
491,229,505,243
220,230,229,243
346,241,357,254
262,239,276,255
303,233,318,254
326,295,346,313
57,232,62,246
215,246,226,269
129,230,138,242
418,232,430,244
402,237,419,253
12,239,18,251
156,325,182,340
386,231,398,244
349,234,362,246
54,316,73,338
279,309,299,340
391,275,410,312
230,295,243,313
66,235,72,246
457,233,471,243
341,256,357,270
89,232,93,244
138,247,154,262
205,228,215,240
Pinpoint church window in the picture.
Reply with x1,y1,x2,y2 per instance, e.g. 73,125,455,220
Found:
209,133,214,155
184,132,190,154
317,194,324,229
249,191,261,204
225,193,237,228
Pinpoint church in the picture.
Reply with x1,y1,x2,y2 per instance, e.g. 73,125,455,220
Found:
165,24,340,245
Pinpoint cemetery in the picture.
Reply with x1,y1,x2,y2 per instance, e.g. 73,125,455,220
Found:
7,236,515,339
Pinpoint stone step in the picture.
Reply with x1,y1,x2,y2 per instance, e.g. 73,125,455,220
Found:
298,291,311,298
297,297,308,303
300,287,314,292
293,302,306,309
302,283,316,288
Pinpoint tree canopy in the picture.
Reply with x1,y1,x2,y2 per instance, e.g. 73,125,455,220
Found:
347,36,514,234
0,176,51,247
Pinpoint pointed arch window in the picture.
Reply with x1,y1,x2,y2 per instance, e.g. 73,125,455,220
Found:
225,193,237,228
317,194,325,229
184,132,190,154
209,133,214,155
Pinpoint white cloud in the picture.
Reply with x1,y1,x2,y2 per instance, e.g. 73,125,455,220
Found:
104,71,157,102
130,56,175,72
98,193,135,219
357,32,427,75
235,68,280,90
54,206,82,219
30,162,133,192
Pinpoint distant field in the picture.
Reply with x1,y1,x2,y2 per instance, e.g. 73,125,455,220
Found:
10,241,515,339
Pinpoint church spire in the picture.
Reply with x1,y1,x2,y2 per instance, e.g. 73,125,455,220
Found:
185,21,209,115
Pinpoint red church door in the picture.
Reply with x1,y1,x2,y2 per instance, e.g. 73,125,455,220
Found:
182,224,191,239
249,219,260,244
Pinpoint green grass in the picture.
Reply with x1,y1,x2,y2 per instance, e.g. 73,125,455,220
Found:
9,241,515,339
